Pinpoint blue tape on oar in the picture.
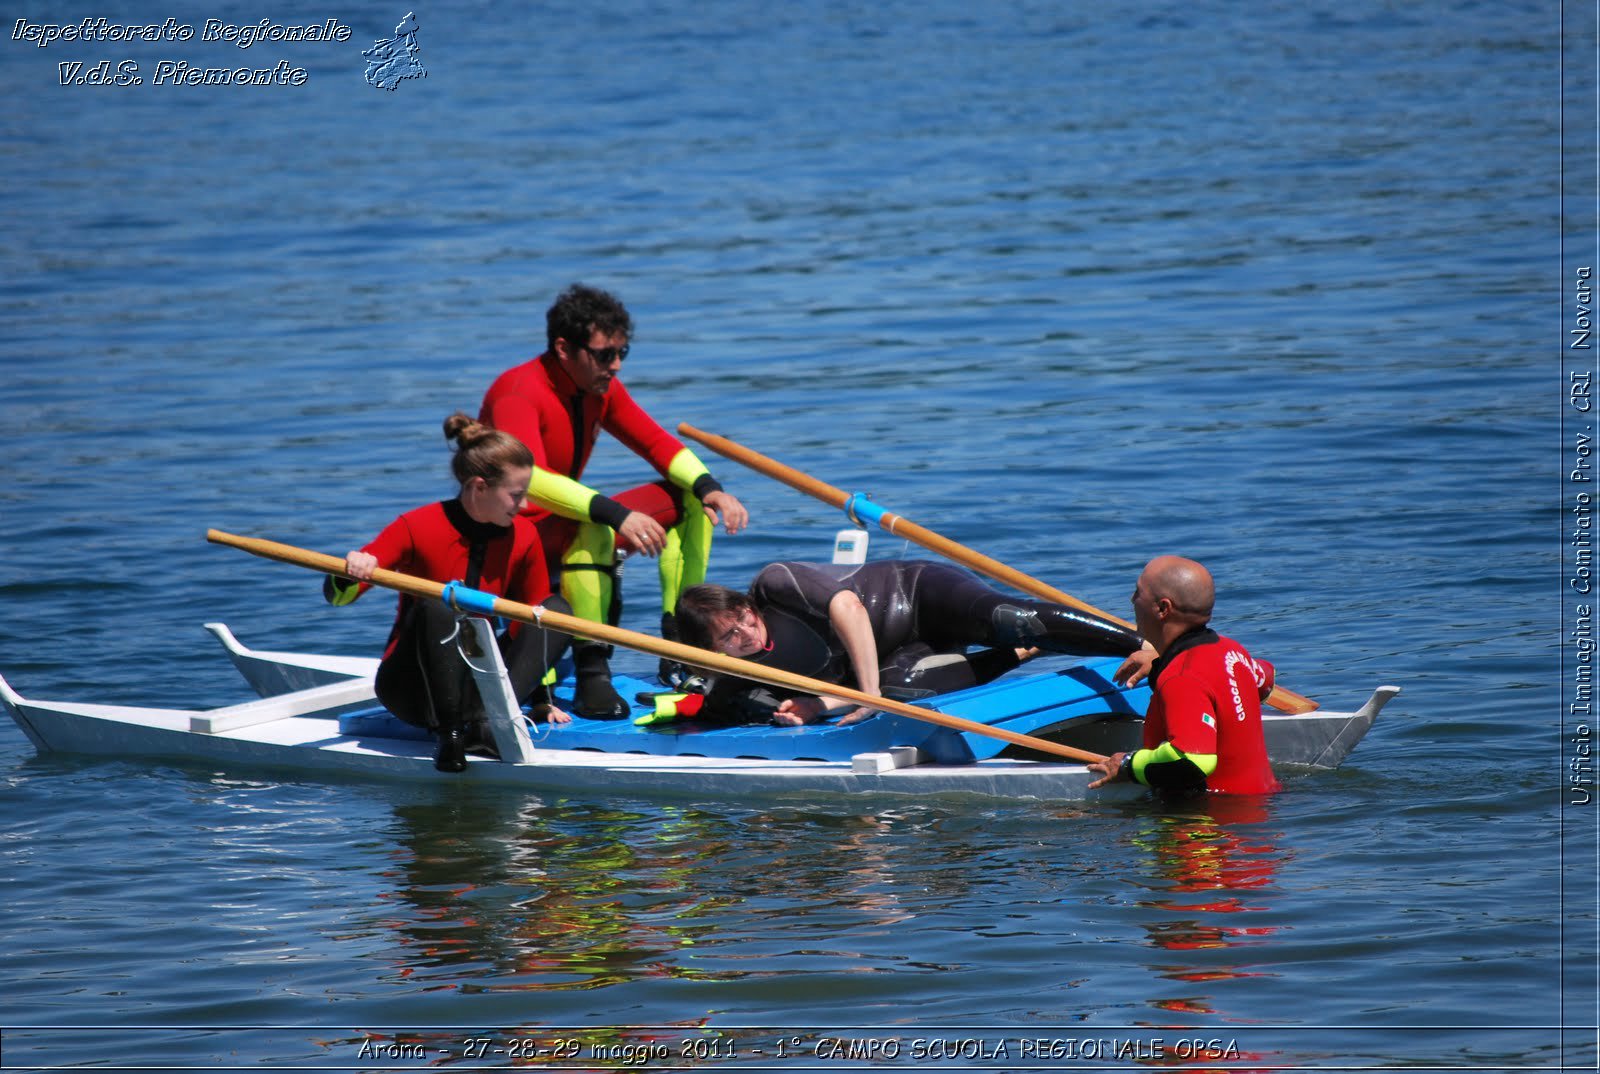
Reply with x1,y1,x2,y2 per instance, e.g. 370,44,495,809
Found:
844,492,887,530
439,581,500,616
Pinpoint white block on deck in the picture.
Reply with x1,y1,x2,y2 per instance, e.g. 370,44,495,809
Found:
851,746,926,774
189,677,377,734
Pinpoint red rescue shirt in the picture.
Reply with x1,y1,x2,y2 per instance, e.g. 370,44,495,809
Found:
1143,630,1281,795
479,352,688,522
351,499,551,658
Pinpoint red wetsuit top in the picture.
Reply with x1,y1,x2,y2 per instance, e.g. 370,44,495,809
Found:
328,499,551,659
1138,628,1281,796
479,352,718,530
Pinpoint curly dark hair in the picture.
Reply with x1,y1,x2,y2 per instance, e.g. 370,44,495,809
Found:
545,283,633,352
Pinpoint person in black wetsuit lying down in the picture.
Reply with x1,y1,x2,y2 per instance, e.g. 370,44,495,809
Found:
672,559,1145,726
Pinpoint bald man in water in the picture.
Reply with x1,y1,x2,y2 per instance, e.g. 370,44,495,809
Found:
1089,556,1282,796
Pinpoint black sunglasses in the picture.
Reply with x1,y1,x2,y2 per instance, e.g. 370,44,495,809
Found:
577,341,629,365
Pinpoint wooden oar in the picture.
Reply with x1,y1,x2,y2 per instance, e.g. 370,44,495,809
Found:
206,528,1109,766
677,423,1319,715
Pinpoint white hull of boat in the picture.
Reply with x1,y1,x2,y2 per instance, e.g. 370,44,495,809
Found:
0,621,1399,803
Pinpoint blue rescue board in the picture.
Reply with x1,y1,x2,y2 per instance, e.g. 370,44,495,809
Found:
338,656,1152,765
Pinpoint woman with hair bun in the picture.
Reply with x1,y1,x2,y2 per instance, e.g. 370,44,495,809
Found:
325,412,573,772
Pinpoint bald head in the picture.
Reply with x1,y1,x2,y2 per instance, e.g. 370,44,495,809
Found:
1141,556,1214,619
1132,556,1216,651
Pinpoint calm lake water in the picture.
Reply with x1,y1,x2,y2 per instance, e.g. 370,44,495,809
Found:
1,1,1591,1069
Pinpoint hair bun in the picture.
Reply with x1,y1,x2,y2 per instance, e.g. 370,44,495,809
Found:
442,411,485,444
442,411,534,487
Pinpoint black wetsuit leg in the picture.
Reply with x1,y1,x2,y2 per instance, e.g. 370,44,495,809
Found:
497,594,574,709
878,641,1028,699
376,600,481,731
907,563,1141,656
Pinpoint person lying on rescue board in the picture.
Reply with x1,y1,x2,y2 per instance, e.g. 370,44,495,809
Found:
667,559,1145,727
325,413,573,773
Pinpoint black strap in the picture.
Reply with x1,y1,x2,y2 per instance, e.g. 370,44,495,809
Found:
464,537,487,589
566,393,586,478
439,498,508,592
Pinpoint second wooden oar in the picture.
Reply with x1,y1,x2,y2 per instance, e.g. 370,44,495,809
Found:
676,422,1319,715
205,528,1109,766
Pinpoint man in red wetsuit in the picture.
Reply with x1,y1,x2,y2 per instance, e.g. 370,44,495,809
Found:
1088,556,1281,797
480,284,749,717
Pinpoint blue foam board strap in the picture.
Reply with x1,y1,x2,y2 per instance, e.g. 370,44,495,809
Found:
844,492,887,530
439,581,499,616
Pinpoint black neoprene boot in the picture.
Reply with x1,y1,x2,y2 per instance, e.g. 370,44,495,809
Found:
658,611,689,687
573,642,631,719
433,717,468,772
990,603,1142,657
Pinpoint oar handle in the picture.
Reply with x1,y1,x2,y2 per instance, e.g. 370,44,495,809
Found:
682,423,853,510
205,529,1110,765
676,424,1320,716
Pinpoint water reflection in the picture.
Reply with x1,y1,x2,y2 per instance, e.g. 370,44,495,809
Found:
1124,795,1288,1045
371,794,741,993
334,796,971,1065
363,795,960,1000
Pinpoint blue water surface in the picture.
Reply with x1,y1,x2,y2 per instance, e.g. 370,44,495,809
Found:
0,1,1589,1069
